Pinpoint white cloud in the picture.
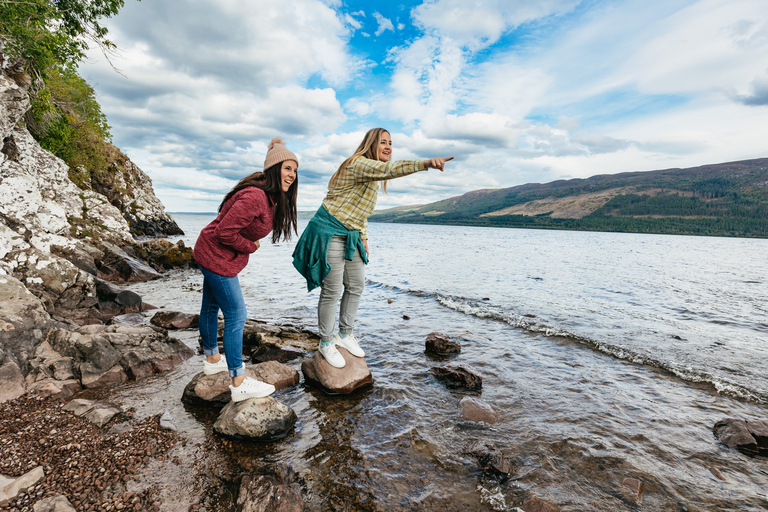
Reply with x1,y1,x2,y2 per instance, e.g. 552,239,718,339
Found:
373,12,395,36
411,0,580,49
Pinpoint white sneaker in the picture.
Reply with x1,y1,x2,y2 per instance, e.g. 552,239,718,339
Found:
318,341,346,368
335,333,365,358
203,354,228,375
229,377,275,402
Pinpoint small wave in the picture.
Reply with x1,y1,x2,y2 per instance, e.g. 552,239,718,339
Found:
366,278,768,404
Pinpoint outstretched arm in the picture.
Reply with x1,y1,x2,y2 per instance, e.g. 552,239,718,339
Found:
423,156,454,171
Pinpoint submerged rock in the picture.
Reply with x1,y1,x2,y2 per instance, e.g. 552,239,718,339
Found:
460,396,497,423
237,463,303,512
301,348,373,395
213,397,297,441
621,477,643,504
429,364,482,391
425,332,461,356
464,441,513,480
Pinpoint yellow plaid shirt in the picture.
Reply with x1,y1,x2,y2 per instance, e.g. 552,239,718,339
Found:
322,157,426,239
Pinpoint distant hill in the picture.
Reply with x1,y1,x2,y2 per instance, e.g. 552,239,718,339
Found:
369,158,768,238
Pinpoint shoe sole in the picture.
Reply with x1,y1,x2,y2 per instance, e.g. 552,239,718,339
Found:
230,388,275,402
338,346,365,358
203,366,228,375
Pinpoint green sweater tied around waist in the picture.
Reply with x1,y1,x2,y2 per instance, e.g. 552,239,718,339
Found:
292,206,369,291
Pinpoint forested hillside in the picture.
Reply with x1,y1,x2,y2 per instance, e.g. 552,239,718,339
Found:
370,158,768,238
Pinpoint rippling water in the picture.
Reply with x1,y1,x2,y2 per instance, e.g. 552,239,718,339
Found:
121,214,768,511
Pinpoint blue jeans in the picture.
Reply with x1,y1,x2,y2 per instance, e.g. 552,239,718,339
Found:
198,265,246,377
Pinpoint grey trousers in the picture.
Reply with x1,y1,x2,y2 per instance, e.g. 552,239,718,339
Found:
318,236,365,343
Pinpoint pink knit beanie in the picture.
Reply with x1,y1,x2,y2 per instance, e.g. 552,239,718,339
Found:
263,137,298,171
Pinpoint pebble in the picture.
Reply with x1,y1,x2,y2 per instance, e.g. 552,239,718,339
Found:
0,395,179,511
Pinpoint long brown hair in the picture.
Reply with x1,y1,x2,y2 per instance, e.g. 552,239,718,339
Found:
218,161,298,243
328,127,391,193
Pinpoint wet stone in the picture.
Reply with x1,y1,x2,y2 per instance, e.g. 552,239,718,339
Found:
713,418,759,454
464,441,513,481
425,332,461,356
429,364,482,391
746,419,768,450
460,396,497,424
237,463,303,512
213,397,297,441
621,477,643,503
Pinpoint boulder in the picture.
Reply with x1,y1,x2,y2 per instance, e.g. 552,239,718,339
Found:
425,332,461,356
95,241,162,282
237,463,303,512
0,275,55,377
33,494,77,512
0,466,45,502
0,360,25,403
133,238,194,270
150,310,199,329
460,396,497,423
213,397,297,441
429,365,482,391
301,348,373,395
464,441,513,480
713,418,759,454
182,361,299,407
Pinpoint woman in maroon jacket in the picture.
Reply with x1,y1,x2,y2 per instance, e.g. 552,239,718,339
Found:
193,138,298,402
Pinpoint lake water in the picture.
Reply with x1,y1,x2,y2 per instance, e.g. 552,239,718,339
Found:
123,214,768,511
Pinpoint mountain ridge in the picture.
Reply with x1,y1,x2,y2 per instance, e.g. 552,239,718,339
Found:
370,157,768,238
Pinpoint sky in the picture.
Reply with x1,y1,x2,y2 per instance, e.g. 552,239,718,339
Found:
77,0,768,213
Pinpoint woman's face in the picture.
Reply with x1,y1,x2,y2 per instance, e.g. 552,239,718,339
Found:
281,160,298,192
377,132,392,162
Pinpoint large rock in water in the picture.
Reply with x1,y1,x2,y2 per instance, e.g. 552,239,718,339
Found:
301,347,373,394
425,332,461,356
429,364,482,391
213,397,297,441
182,361,300,407
713,418,768,455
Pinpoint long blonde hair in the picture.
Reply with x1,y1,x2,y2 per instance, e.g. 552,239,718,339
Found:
328,128,391,193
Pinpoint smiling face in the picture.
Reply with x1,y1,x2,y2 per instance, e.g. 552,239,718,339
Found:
280,160,298,192
377,131,392,162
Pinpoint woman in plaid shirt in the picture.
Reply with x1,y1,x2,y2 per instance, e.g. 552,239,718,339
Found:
293,128,452,368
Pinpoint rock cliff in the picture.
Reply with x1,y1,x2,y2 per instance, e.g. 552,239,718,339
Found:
1,53,193,401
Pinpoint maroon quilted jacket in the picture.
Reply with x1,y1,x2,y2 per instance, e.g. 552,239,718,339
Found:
193,187,275,277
